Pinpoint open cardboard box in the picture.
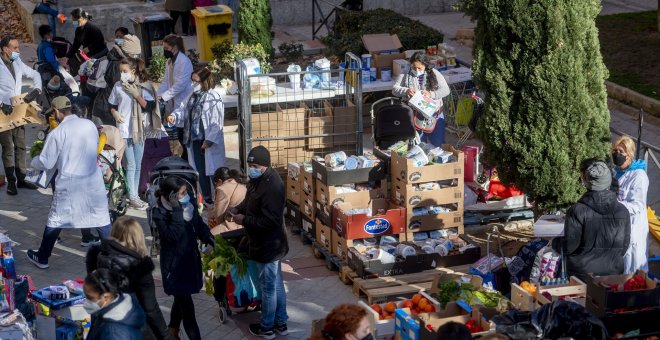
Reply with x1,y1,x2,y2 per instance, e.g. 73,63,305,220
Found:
316,179,387,207
312,158,387,186
418,304,495,339
392,177,464,208
359,293,441,339
390,144,464,184
347,241,427,279
585,269,660,317
424,272,484,309
0,94,46,133
511,276,587,312
361,34,406,78
333,198,406,239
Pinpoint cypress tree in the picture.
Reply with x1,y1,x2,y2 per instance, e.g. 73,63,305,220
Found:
461,0,612,212
237,0,274,57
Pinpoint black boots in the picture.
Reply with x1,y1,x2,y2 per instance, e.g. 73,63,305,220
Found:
5,167,17,195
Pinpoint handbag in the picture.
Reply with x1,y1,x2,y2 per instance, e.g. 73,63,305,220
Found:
409,91,442,133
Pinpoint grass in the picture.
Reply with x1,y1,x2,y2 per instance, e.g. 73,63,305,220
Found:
596,11,660,101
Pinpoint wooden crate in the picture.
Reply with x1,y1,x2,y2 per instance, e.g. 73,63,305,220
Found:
511,276,587,312
352,268,455,304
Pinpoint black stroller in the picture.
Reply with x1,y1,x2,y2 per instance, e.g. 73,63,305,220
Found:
370,97,417,149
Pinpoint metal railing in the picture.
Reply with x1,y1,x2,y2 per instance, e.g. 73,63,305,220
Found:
312,0,355,40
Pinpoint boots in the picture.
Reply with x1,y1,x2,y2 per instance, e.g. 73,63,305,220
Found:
5,167,17,195
17,171,37,190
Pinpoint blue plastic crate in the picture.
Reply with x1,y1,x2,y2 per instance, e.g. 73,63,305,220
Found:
394,309,420,340
31,285,84,310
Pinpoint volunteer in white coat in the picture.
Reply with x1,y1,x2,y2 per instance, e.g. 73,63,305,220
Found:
0,35,42,195
157,34,193,160
612,136,649,274
27,97,111,269
183,67,225,205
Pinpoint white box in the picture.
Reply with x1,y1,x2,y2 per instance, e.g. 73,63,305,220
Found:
534,214,565,237
392,59,410,77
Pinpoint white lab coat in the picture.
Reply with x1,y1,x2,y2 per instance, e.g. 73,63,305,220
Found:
31,115,110,229
617,169,649,273
156,51,193,128
184,89,225,176
0,57,42,105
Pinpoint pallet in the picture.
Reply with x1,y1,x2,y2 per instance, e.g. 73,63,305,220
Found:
352,267,456,304
312,241,344,272
300,229,314,245
339,266,359,285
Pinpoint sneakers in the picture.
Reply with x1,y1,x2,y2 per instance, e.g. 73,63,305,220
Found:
81,238,101,247
275,324,289,336
249,324,276,339
129,198,148,210
26,250,49,269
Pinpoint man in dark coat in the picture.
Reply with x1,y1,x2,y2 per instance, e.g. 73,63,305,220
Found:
553,159,631,280
231,146,289,339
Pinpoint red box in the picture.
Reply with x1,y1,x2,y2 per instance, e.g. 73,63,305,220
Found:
461,146,479,183
332,199,406,239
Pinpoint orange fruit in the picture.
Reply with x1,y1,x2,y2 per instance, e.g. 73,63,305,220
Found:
418,298,429,310
401,300,414,309
424,304,435,313
384,314,395,320
385,302,397,314
411,294,423,305
371,304,382,314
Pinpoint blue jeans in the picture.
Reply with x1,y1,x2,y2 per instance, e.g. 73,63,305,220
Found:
35,4,59,36
37,224,111,262
124,138,145,199
418,113,446,147
256,260,288,329
190,140,212,202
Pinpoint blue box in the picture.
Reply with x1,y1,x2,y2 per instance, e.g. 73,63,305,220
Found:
31,285,84,310
394,309,420,340
56,325,78,340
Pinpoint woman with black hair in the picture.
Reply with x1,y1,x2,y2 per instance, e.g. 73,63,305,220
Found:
151,176,214,340
84,268,146,339
392,52,450,146
208,167,247,234
69,8,107,59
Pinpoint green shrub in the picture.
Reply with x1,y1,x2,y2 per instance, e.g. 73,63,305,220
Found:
238,0,274,57
278,42,304,63
147,51,166,83
323,9,444,56
187,49,200,68
210,41,272,80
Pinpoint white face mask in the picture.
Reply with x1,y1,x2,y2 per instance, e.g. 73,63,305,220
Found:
83,298,102,314
120,72,132,83
192,82,201,92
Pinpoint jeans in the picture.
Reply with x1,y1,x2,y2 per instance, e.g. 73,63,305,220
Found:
418,114,446,147
257,260,288,329
191,140,212,202
35,4,59,36
37,224,111,262
124,138,145,199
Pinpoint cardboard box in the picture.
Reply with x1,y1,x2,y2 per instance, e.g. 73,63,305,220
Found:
331,229,353,260
404,208,464,233
393,59,411,78
347,243,427,279
315,218,332,252
312,158,387,186
394,308,421,340
285,200,302,229
306,101,334,149
301,190,315,221
585,270,660,317
316,179,388,207
333,199,406,239
286,174,302,205
325,99,358,145
392,178,464,208
419,306,495,339
390,145,464,184
251,104,283,138
280,101,307,136
358,294,440,340
302,215,315,236
0,94,46,133
361,34,406,78
302,168,315,196
511,276,587,312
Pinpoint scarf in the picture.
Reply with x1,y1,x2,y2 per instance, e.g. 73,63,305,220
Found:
183,90,209,146
130,80,163,141
614,159,647,180
140,81,163,139
129,82,146,144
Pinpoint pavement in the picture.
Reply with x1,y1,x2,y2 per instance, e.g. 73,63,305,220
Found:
2,1,659,339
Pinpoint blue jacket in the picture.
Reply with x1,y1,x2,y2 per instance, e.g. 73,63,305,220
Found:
37,40,59,71
86,293,146,340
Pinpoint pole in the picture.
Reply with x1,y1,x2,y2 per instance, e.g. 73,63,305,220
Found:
636,108,644,160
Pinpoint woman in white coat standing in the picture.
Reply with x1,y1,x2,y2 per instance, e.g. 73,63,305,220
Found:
183,67,225,206
612,136,649,274
157,34,193,161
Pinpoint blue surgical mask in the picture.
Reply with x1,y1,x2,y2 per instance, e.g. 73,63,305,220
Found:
178,193,191,205
115,38,125,46
72,21,80,28
248,167,263,179
9,52,20,61
411,69,423,77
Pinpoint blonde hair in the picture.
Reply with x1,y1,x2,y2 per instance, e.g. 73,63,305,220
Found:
612,135,636,159
111,217,148,257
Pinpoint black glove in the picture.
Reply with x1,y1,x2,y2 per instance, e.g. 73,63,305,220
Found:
1,104,12,116
168,192,181,209
23,88,42,103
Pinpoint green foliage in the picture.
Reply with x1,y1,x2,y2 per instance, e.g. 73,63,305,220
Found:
323,9,444,56
210,41,272,80
202,235,247,296
30,140,44,159
460,0,611,213
147,51,167,83
238,0,274,57
187,48,200,68
278,42,304,63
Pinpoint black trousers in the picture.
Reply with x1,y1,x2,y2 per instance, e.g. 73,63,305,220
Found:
170,10,190,35
169,294,200,340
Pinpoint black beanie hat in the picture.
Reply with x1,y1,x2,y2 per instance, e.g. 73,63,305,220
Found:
247,146,270,167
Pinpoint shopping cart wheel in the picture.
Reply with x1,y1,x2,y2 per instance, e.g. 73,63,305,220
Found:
218,306,228,324
312,246,322,259
36,130,46,141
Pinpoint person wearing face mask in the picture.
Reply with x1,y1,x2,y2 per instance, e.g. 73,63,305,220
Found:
68,8,107,60
44,75,91,111
108,58,158,210
157,34,193,161
208,167,247,234
228,146,289,339
0,35,42,195
392,52,450,146
308,304,373,340
152,176,214,340
114,27,142,59
551,159,630,280
84,268,146,340
183,67,225,206
611,136,649,274
26,96,111,269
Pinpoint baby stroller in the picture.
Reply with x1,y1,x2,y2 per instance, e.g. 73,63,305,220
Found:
146,156,199,257
370,97,417,149
98,126,129,222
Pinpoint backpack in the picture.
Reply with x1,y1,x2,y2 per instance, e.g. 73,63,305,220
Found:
85,57,109,94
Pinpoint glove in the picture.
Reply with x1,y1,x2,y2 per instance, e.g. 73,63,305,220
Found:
23,88,42,103
168,192,181,209
122,82,141,99
1,103,12,116
111,110,126,124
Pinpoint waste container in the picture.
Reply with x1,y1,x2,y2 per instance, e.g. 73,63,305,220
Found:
131,13,173,67
191,5,233,62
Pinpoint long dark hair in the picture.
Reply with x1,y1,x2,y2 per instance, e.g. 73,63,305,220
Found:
85,268,129,296
120,57,149,83
156,176,186,199
409,52,439,91
70,8,92,21
213,167,246,185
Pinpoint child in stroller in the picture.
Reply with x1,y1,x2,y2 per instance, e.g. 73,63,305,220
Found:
97,125,129,222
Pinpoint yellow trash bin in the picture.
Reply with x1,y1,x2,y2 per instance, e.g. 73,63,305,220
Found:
191,5,234,62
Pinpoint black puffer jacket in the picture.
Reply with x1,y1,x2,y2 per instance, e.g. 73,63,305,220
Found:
87,240,171,340
236,167,289,263
552,190,631,279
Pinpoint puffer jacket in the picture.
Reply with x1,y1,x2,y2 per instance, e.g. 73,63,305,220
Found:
552,190,631,279
87,239,171,340
86,293,145,340
92,46,124,124
236,167,289,263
